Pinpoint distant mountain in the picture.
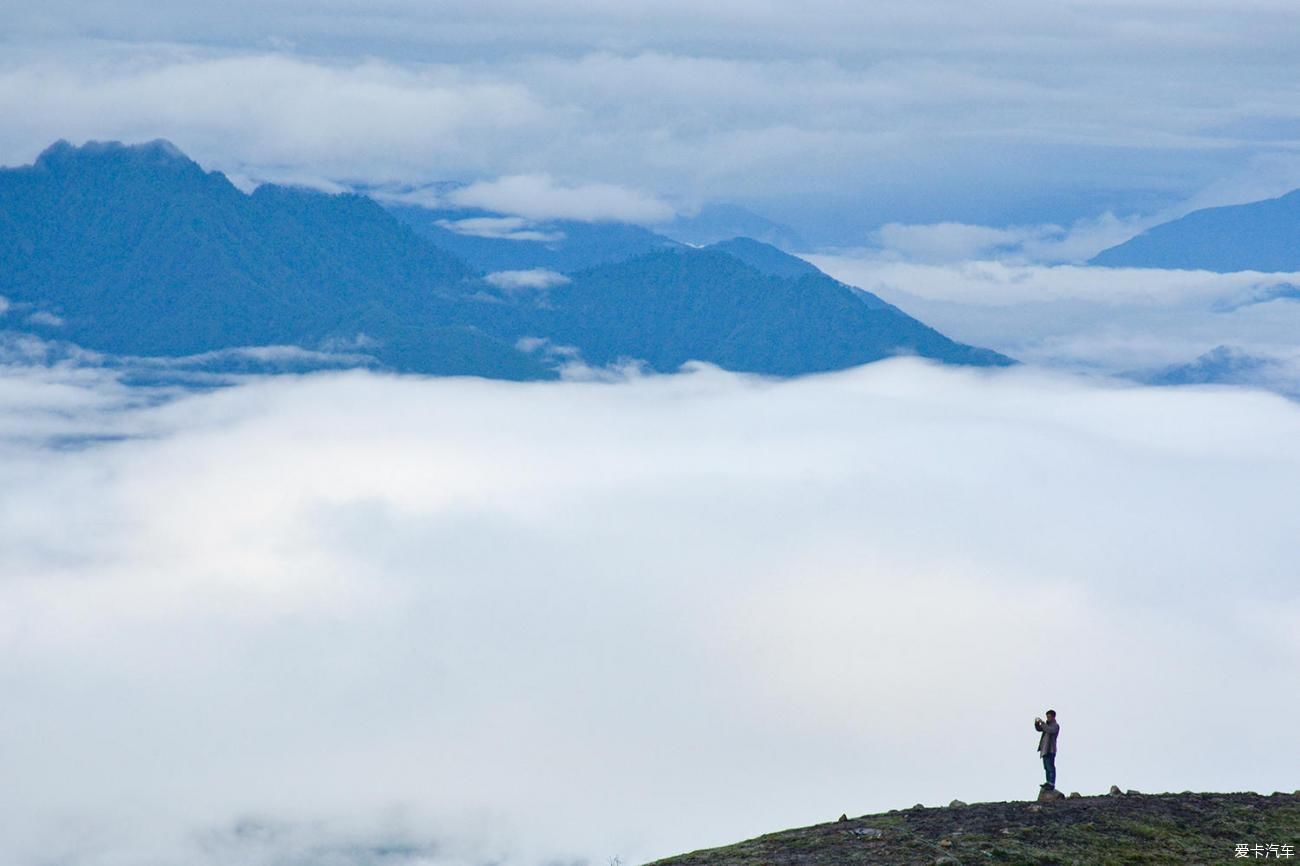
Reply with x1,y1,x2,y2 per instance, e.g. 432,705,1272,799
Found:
0,139,549,378
660,203,806,251
1,140,1011,379
1146,345,1271,386
1141,345,1300,398
387,202,680,273
500,247,1012,374
704,237,822,279
1091,190,1300,271
1209,281,1300,312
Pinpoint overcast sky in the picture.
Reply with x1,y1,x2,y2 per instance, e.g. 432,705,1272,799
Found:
5,0,1300,239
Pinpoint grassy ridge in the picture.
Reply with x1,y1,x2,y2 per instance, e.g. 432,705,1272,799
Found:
652,792,1300,866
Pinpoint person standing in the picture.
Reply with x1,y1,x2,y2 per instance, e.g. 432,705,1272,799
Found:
1034,710,1060,788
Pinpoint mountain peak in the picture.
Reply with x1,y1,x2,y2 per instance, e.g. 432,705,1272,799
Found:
35,138,197,172
1090,188,1300,271
705,236,820,279
1143,344,1294,394
4,138,1009,379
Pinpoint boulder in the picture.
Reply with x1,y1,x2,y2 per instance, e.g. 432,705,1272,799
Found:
949,799,967,808
1109,785,1123,796
1038,787,1065,802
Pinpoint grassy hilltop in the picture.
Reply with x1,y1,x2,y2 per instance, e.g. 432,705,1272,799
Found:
650,791,1300,866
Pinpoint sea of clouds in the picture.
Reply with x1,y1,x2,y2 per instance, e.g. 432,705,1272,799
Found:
1,359,1297,866
811,253,1300,397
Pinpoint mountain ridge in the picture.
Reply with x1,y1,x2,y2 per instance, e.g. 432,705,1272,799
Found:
652,791,1300,866
519,247,1009,373
1,139,1012,379
1,138,525,375
1091,190,1300,272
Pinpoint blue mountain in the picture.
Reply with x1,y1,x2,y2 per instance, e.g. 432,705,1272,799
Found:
1,141,1012,379
704,237,822,279
484,247,1011,373
660,203,806,251
387,203,679,273
0,140,549,378
1090,190,1300,271
1140,345,1298,398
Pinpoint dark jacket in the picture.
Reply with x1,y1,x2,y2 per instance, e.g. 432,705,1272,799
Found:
1035,718,1060,756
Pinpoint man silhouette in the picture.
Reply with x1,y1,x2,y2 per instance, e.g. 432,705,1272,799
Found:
1034,710,1059,788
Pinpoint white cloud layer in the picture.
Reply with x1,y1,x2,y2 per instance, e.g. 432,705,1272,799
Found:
871,213,1155,264
0,51,547,186
7,1,1300,230
447,174,674,224
436,216,566,242
484,269,571,290
0,361,1297,865
812,254,1300,390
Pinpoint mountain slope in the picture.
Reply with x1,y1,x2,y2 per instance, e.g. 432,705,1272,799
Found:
1,140,1011,379
704,237,821,279
387,202,680,273
1140,345,1300,399
654,791,1300,866
1091,190,1300,271
0,140,550,377
500,247,1012,373
660,203,806,250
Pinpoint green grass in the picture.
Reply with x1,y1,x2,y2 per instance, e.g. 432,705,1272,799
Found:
651,792,1300,866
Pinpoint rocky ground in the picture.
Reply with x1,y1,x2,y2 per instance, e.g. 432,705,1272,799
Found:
650,790,1300,866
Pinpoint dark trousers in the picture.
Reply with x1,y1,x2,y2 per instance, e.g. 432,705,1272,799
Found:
1042,752,1056,786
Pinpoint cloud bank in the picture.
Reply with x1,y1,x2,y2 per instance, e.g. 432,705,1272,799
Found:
811,254,1300,392
870,213,1155,265
485,269,572,291
8,0,1300,235
0,50,550,186
446,175,674,224
0,361,1297,865
436,216,566,242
